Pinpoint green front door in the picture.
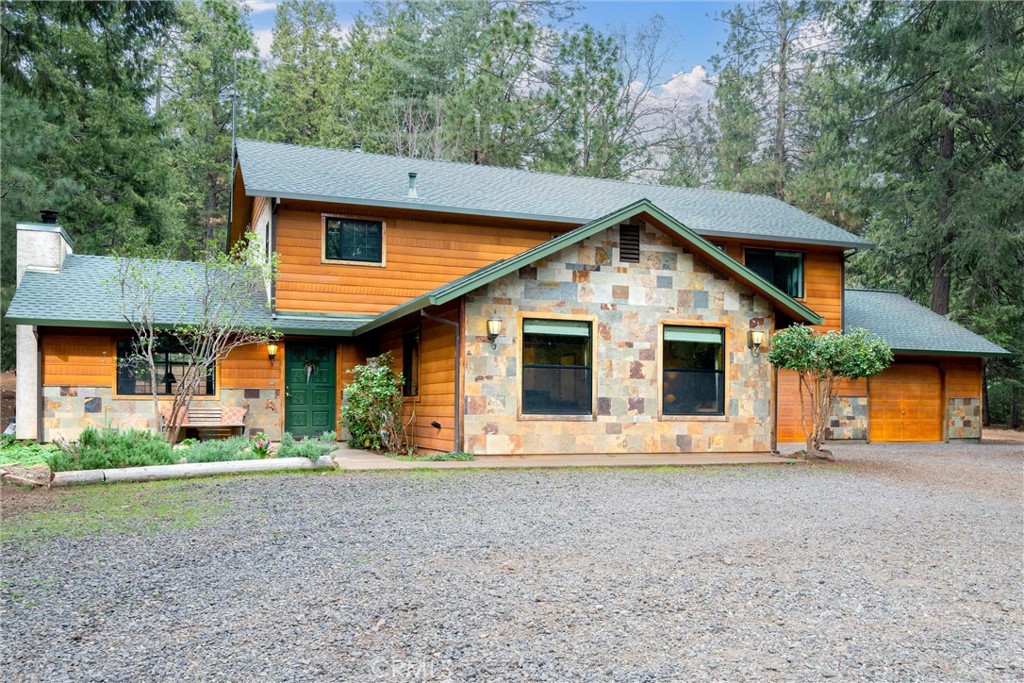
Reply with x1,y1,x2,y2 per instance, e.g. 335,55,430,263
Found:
285,344,336,438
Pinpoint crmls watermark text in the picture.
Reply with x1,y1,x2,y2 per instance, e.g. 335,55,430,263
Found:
369,658,451,680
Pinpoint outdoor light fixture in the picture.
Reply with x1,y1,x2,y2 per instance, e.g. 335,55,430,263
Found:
486,315,503,349
267,342,279,364
748,329,766,357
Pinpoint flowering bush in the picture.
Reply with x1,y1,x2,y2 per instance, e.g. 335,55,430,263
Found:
250,433,272,459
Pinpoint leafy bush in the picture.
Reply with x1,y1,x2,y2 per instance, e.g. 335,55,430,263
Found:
0,438,60,467
181,436,254,464
277,431,337,460
341,353,408,452
47,428,177,472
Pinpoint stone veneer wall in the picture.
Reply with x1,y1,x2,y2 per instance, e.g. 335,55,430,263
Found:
41,386,282,442
825,396,869,441
461,223,775,455
947,397,981,440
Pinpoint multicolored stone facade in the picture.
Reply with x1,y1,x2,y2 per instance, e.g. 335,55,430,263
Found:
826,396,869,441
461,223,775,455
947,397,981,440
40,386,282,441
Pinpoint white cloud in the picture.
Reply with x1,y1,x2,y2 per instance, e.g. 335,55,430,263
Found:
254,28,274,59
244,1,279,13
650,66,714,108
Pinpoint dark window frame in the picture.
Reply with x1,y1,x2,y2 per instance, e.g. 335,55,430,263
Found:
743,247,804,298
322,215,385,265
115,337,216,397
661,325,726,417
521,318,593,416
402,330,420,397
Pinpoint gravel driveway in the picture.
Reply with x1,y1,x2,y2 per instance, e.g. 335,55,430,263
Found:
2,442,1022,682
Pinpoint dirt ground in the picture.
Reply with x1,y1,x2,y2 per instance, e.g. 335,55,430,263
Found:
0,371,14,433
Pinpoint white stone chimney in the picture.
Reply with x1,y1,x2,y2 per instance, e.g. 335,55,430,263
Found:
15,212,73,440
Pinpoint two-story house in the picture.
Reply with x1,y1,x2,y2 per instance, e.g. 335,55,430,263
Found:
7,139,1009,453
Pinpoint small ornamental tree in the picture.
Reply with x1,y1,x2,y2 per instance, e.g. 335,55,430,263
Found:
341,353,410,453
769,325,893,458
115,236,279,444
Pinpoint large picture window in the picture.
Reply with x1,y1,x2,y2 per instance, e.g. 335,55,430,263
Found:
745,248,804,298
522,319,592,415
324,217,383,263
662,326,725,416
116,338,215,397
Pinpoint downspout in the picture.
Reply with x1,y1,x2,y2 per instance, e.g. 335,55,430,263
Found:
35,328,43,443
420,308,461,452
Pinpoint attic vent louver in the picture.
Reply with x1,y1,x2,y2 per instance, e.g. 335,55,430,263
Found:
619,224,641,263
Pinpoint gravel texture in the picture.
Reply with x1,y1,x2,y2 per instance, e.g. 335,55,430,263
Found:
2,441,1022,682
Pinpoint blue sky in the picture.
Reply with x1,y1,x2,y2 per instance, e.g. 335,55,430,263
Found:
245,1,738,86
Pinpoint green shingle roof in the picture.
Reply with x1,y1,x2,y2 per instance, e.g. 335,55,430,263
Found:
5,255,369,336
236,139,871,249
362,199,824,334
845,289,1011,357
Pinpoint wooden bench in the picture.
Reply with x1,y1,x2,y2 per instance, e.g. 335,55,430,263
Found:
161,404,248,440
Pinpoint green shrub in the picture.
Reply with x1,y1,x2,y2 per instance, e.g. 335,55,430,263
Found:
181,436,254,464
341,353,407,452
0,439,60,467
277,431,337,460
47,428,177,472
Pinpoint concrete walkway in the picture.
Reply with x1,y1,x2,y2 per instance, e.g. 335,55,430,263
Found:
330,443,796,470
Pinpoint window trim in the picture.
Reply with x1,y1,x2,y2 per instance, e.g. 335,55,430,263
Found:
742,247,805,300
402,329,420,399
657,320,730,422
110,337,222,401
320,213,387,267
517,312,598,421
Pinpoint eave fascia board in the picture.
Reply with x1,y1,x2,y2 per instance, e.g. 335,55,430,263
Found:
242,188,873,250
6,317,357,338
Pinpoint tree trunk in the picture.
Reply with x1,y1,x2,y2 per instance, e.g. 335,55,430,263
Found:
774,6,789,200
981,361,989,426
931,83,955,315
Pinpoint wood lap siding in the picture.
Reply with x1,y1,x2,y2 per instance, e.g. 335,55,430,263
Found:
944,357,982,398
374,302,458,454
220,343,278,389
274,202,556,315
42,334,113,387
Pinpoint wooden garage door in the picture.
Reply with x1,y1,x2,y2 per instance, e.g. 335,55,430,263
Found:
869,364,943,442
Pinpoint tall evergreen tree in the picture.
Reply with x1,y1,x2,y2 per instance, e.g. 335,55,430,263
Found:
260,0,348,146
161,0,263,250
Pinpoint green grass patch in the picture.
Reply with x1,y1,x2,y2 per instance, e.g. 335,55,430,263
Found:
0,438,59,467
389,451,476,462
1,479,225,544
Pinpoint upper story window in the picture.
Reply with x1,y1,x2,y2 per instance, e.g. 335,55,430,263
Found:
522,319,592,415
662,326,725,416
323,216,384,264
116,338,215,397
744,248,804,298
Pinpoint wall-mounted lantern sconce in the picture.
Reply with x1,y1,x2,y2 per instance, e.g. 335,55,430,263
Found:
267,342,279,365
747,329,766,358
486,315,503,349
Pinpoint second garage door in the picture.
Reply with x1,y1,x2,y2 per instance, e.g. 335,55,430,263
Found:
869,363,943,442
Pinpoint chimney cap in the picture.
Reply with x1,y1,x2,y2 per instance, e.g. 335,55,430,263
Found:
407,172,418,199
40,209,59,225
353,141,362,152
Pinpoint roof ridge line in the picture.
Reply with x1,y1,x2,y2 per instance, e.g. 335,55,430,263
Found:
236,138,775,203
